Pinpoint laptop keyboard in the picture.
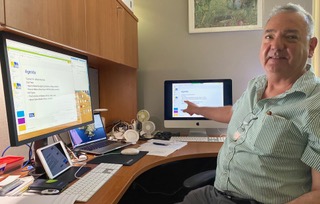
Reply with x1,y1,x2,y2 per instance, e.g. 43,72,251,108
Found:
81,140,116,151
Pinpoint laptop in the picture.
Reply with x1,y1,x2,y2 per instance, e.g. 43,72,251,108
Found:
68,113,131,155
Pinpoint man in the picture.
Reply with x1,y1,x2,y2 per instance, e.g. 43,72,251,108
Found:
181,3,320,204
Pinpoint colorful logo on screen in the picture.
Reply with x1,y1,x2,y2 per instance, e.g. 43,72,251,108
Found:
16,111,26,132
10,61,19,68
13,83,22,89
174,108,179,116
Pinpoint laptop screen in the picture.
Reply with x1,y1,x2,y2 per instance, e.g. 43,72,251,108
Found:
69,113,107,148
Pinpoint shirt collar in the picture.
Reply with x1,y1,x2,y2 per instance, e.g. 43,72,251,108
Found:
290,70,319,97
254,70,319,98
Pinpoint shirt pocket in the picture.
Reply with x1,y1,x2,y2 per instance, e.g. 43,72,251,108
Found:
249,114,304,156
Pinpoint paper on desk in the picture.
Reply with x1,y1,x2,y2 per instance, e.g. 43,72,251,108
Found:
0,175,20,186
6,176,34,196
138,139,187,156
0,194,77,204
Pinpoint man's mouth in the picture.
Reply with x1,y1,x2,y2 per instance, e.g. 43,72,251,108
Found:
267,55,287,60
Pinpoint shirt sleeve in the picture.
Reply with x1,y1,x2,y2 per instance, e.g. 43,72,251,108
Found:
301,112,320,171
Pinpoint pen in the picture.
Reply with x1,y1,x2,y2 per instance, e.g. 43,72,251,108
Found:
153,142,169,146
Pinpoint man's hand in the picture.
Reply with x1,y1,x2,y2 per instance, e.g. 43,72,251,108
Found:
182,100,199,116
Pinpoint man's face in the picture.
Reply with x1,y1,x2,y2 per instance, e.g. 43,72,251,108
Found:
259,12,315,78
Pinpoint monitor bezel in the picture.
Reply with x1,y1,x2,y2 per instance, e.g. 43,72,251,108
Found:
164,79,233,121
0,31,94,146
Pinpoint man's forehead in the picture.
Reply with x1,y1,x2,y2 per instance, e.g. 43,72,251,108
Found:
265,12,307,33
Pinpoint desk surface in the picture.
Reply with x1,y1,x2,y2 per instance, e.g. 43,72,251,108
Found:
79,141,223,204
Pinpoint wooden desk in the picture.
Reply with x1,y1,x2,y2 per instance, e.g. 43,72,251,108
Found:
80,142,223,204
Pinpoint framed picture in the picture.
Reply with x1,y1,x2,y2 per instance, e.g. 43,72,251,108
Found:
188,0,263,33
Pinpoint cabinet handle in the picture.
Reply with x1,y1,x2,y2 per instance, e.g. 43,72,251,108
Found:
117,6,123,17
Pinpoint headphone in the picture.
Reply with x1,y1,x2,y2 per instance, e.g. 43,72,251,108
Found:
112,121,131,139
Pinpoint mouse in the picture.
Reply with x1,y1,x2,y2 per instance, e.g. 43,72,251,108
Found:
121,148,140,155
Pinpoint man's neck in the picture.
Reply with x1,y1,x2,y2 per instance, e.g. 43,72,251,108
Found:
262,70,307,99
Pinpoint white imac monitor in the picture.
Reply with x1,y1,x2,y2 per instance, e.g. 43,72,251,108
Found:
164,79,232,136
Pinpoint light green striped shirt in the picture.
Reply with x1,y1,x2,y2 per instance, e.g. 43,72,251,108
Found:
214,70,320,204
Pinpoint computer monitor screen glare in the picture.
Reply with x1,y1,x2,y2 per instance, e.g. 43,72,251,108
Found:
164,79,232,136
0,31,93,146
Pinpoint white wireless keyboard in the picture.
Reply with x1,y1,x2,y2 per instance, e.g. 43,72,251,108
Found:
61,163,122,202
170,136,226,142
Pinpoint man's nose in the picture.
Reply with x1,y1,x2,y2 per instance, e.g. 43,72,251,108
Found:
271,37,285,50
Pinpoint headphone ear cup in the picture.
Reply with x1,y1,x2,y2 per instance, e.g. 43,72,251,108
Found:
112,121,130,139
113,131,124,139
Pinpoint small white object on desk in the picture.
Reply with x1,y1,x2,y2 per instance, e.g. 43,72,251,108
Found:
121,148,140,155
93,108,108,113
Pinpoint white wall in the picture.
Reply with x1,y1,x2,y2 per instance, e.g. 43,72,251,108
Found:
134,0,313,135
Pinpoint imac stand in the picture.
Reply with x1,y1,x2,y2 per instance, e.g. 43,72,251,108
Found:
188,128,208,137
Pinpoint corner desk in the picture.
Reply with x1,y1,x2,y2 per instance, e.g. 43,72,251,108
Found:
79,141,223,204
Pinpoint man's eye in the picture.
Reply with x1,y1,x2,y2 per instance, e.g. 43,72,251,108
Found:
287,35,298,40
264,35,273,39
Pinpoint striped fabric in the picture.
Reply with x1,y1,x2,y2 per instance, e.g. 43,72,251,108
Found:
214,70,320,204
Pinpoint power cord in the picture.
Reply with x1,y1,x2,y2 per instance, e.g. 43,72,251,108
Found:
74,162,87,179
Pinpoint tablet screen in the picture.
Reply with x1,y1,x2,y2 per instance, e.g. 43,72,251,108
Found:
36,141,72,179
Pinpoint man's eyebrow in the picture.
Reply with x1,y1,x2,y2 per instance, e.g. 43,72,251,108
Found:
264,29,299,34
264,29,275,34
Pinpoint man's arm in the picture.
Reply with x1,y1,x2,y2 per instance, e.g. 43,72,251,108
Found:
183,100,233,123
287,168,320,204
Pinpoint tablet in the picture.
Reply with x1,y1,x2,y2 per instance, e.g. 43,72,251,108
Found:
36,141,73,179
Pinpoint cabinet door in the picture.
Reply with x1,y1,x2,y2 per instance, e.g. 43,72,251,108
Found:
117,1,138,68
86,0,138,68
46,0,86,50
0,0,4,24
86,0,119,63
4,0,86,50
5,0,49,38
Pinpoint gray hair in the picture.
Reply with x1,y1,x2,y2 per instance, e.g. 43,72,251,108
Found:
267,3,314,39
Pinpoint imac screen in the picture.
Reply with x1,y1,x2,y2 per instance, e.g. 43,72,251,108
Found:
164,79,232,135
0,31,93,146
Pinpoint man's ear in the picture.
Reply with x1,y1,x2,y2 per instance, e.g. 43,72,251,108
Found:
308,37,318,58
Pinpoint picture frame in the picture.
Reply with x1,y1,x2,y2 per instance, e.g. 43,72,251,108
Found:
188,0,263,33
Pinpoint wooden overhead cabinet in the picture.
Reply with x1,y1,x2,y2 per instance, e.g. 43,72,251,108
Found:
4,0,87,51
1,0,138,125
86,0,138,68
117,1,138,68
0,0,4,24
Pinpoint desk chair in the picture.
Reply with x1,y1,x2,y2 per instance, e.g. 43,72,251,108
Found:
183,170,216,190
